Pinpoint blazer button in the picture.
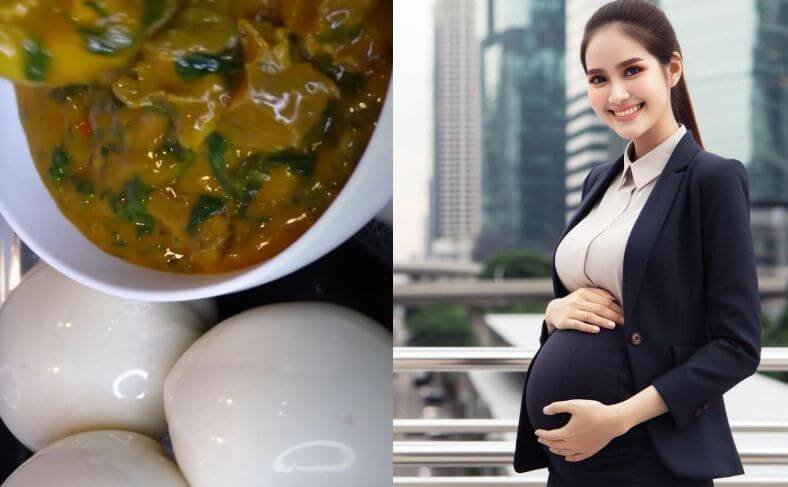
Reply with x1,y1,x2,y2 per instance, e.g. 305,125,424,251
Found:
629,331,642,346
703,400,711,410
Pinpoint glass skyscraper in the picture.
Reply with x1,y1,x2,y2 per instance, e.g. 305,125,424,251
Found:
475,0,566,261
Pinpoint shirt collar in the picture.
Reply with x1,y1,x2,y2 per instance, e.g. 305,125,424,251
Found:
618,123,687,191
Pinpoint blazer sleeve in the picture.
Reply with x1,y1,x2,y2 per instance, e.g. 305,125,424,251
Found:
538,166,599,347
651,158,762,429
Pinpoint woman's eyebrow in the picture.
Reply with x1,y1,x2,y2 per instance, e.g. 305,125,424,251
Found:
587,57,644,76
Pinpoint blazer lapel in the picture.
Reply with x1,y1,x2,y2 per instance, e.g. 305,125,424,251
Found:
550,130,702,321
622,130,701,320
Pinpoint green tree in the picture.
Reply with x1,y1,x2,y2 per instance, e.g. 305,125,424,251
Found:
405,304,478,346
479,249,552,279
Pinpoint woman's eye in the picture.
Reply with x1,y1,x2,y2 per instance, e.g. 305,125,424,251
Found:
589,66,641,85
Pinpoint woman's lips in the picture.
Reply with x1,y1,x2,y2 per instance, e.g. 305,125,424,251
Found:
609,102,645,122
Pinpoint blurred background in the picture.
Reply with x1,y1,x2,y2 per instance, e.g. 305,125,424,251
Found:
394,0,788,483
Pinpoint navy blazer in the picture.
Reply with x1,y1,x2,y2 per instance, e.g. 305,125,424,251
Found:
513,130,762,479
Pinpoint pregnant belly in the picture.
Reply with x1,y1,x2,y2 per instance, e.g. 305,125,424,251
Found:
525,327,627,431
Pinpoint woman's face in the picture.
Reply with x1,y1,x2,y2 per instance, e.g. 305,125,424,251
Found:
584,24,681,144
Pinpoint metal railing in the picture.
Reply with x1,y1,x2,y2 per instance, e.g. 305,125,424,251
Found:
394,441,788,466
393,346,788,372
394,346,788,485
394,418,788,434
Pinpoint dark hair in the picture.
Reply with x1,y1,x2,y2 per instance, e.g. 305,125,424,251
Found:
579,0,704,149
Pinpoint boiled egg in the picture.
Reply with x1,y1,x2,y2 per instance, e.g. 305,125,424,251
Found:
2,430,188,486
0,264,205,451
164,302,392,486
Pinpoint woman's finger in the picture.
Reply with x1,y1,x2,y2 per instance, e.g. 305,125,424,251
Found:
580,305,617,328
538,437,567,448
582,290,617,310
582,290,624,323
573,309,614,329
565,452,587,462
566,318,600,334
606,301,625,321
582,287,616,301
550,447,577,456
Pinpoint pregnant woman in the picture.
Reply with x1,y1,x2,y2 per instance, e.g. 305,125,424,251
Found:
513,1,762,485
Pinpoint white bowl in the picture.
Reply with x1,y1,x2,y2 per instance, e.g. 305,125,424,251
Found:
0,77,392,301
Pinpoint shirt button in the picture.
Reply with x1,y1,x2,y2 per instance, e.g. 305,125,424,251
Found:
629,331,642,346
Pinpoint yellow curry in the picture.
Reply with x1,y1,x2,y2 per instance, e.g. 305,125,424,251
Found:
7,0,391,273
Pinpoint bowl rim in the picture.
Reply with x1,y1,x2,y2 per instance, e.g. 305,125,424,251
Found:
0,76,392,301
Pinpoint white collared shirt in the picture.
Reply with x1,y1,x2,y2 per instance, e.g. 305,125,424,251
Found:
554,124,687,307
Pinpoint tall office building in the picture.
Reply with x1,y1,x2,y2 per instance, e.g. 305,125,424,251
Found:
662,0,788,268
474,0,566,261
428,0,482,261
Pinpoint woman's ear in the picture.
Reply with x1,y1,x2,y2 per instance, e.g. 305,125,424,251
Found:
669,51,683,87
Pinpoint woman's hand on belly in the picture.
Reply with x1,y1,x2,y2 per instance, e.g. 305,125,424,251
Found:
545,287,624,336
535,399,630,462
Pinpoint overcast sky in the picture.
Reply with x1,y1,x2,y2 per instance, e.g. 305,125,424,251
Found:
393,1,434,262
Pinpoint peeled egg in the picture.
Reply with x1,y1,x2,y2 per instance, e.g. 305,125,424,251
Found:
0,264,206,451
2,430,188,486
164,302,392,486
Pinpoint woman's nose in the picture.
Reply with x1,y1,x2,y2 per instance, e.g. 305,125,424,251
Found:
608,82,629,105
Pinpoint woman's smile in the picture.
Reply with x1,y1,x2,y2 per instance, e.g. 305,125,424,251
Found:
609,102,645,122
